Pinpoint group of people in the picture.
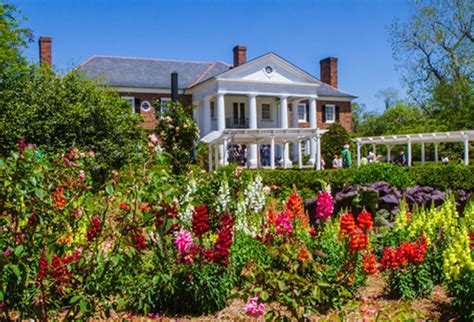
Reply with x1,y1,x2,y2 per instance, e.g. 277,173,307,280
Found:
331,144,352,169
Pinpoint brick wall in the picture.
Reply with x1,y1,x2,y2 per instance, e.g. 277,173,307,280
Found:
288,100,352,133
119,92,192,129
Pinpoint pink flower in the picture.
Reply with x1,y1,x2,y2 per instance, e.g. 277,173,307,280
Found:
89,150,95,158
175,230,194,254
245,296,265,317
79,170,85,181
4,249,11,256
316,191,333,222
149,133,159,145
308,228,317,237
274,212,292,235
360,305,376,315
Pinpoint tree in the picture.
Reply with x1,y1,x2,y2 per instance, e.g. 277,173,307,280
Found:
0,3,32,78
155,102,200,174
389,0,473,129
0,68,147,180
375,87,400,110
320,123,353,167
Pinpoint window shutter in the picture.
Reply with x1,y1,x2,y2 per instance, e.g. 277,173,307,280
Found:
322,105,326,123
306,104,309,122
336,105,340,122
134,98,141,114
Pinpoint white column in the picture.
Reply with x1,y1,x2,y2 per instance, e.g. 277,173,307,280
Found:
464,137,469,165
407,139,412,167
270,137,275,170
308,97,317,165
280,95,291,168
208,144,213,171
387,145,392,163
421,143,425,166
203,96,212,135
223,138,228,166
356,141,361,167
214,144,219,170
316,134,322,170
216,93,225,165
434,143,439,165
292,101,299,160
297,140,303,169
248,94,258,168
372,144,376,155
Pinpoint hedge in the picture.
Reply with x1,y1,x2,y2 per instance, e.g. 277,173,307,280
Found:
245,163,474,195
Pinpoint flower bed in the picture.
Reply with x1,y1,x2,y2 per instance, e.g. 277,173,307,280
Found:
1,143,473,320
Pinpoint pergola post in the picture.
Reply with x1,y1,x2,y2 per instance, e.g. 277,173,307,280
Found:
421,143,425,166
407,138,412,167
387,145,392,163
316,133,322,170
208,144,213,171
372,144,376,155
356,141,361,167
434,143,439,165
297,140,303,169
282,142,288,169
214,144,219,170
270,137,275,170
256,143,261,169
464,136,469,165
223,138,228,166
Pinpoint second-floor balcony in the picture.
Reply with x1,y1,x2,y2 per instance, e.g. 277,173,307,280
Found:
226,117,249,129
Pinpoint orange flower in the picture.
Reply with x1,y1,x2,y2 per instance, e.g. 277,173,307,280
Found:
349,227,369,252
298,247,310,261
356,211,373,232
285,193,308,227
340,213,356,237
362,253,377,275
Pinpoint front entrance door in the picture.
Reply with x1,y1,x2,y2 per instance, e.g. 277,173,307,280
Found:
233,102,246,127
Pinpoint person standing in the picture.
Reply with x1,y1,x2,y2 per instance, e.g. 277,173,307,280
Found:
399,150,407,167
342,144,352,168
332,155,339,169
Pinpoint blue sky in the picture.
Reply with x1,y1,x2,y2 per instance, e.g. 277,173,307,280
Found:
15,0,411,112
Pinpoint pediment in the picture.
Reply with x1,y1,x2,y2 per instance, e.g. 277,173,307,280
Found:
217,53,319,84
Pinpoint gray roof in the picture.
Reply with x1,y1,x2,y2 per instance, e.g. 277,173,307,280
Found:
78,56,231,89
78,54,355,98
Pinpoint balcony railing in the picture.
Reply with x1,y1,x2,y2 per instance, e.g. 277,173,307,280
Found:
226,117,248,129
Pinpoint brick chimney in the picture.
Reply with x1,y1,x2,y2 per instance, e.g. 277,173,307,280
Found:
233,45,247,67
39,36,52,68
320,57,338,88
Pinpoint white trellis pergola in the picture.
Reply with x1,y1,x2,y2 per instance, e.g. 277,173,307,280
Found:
201,128,327,171
353,130,474,167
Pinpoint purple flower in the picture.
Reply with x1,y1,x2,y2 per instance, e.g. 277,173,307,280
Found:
245,296,265,317
149,133,159,145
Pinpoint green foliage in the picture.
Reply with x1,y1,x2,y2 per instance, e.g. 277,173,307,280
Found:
350,163,414,188
253,164,474,198
408,165,474,191
447,268,474,321
385,264,433,299
0,3,32,78
155,102,200,174
0,68,147,182
321,123,353,166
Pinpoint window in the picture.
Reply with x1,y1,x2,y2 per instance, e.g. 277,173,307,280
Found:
325,105,335,123
141,100,152,112
297,104,306,122
233,102,246,126
160,98,171,113
122,96,135,114
265,65,273,74
261,103,271,121
210,101,215,119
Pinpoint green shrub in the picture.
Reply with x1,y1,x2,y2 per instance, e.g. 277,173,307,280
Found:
447,268,474,321
408,165,474,191
349,163,414,188
320,123,353,166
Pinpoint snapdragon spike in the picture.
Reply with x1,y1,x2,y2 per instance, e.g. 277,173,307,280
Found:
192,204,210,238
285,193,308,226
380,236,428,270
340,213,356,237
214,212,234,267
316,191,333,221
362,253,377,275
274,212,293,236
357,210,373,232
87,216,102,241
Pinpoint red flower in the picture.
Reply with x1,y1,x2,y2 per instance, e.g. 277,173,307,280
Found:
285,193,308,226
298,247,310,261
362,253,377,275
348,227,369,252
52,187,66,209
340,213,356,237
87,216,102,241
129,228,147,250
192,205,210,238
213,212,234,267
380,236,427,270
357,211,373,232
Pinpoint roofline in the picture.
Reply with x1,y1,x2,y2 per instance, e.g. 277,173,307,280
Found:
78,55,231,67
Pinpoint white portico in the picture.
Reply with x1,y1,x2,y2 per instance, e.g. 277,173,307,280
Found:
189,52,322,168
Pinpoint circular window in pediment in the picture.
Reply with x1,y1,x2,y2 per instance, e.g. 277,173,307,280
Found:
141,101,152,112
265,65,273,74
